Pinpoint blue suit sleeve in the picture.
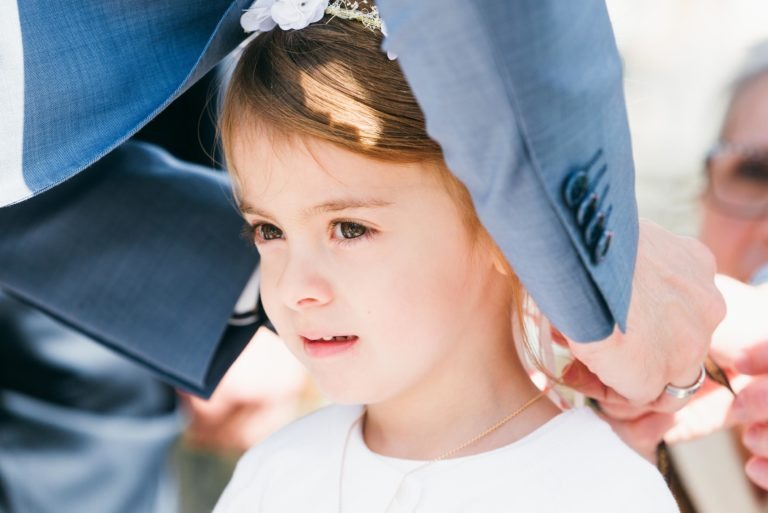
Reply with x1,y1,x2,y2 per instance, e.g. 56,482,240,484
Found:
0,141,260,397
377,0,639,341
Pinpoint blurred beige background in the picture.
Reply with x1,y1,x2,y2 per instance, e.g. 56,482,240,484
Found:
608,0,768,234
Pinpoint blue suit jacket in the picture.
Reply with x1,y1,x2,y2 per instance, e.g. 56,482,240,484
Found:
0,0,637,393
378,0,638,341
0,142,259,396
0,290,183,513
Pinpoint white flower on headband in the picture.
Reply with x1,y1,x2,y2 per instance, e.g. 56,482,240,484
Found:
241,0,328,32
241,0,396,60
240,0,277,32
273,0,327,30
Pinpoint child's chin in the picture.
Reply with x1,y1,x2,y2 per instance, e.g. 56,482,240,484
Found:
320,388,370,405
316,383,380,406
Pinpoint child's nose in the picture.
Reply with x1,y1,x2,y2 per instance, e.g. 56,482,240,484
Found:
277,253,333,311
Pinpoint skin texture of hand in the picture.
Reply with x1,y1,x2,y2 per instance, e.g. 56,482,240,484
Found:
564,219,725,413
585,280,766,482
596,375,746,463
179,327,309,453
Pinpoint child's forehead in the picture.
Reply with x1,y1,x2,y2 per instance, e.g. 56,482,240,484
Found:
232,130,434,198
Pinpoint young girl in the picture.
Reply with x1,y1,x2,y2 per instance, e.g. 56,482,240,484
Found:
214,2,678,511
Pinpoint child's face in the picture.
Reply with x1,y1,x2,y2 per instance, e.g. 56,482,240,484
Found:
233,134,498,404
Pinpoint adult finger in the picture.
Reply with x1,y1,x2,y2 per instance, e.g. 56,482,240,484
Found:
560,360,628,405
603,411,676,461
665,374,753,444
563,359,698,417
731,377,768,424
603,374,733,423
745,457,768,491
735,339,768,376
598,401,653,421
664,389,733,444
641,364,729,415
743,422,768,458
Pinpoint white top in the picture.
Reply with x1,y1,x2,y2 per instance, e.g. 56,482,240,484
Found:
214,405,679,513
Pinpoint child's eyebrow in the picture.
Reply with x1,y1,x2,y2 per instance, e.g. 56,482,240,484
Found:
240,197,393,220
302,198,393,216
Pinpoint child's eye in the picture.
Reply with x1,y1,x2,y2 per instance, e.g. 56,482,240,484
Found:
332,221,368,240
254,223,284,242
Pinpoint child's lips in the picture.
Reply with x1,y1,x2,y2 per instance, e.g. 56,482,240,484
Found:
301,335,359,358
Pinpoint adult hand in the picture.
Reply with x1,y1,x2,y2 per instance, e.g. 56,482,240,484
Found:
564,219,725,414
730,334,768,489
581,279,766,467
179,327,308,453
595,374,748,463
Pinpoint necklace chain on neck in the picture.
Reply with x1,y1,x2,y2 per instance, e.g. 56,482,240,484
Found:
338,390,547,513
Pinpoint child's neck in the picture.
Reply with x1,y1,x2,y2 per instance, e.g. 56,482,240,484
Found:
362,324,560,461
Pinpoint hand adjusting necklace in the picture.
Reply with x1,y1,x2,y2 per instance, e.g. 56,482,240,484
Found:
337,390,547,513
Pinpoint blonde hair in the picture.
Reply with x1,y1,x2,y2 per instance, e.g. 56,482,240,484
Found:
220,13,545,373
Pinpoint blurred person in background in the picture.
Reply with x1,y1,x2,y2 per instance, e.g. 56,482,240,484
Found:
699,42,768,286
0,290,182,513
703,40,768,489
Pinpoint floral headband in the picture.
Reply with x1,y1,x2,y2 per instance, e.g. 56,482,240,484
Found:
241,0,381,33
241,0,396,58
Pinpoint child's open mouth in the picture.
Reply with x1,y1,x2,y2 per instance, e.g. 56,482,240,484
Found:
302,335,359,358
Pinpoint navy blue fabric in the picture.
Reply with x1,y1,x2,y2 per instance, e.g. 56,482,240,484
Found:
0,291,182,513
0,141,259,397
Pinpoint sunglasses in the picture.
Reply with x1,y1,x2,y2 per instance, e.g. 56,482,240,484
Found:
704,142,768,219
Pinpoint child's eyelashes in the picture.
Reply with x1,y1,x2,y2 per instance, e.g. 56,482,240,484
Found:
243,220,377,246
241,222,284,244
330,220,375,243
256,223,284,242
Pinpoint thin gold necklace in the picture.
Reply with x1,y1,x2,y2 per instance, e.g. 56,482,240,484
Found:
337,390,547,513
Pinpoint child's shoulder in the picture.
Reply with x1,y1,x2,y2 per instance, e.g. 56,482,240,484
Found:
445,407,677,512
231,404,361,475
246,403,362,462
213,404,362,513
535,406,678,511
544,406,651,464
